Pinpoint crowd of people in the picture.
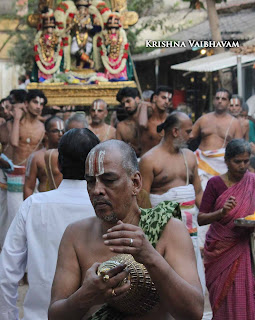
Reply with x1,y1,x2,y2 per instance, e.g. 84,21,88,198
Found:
0,85,255,320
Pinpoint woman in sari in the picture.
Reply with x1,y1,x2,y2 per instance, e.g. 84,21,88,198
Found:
198,139,255,320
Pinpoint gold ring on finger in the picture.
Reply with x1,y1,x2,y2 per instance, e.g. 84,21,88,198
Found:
102,274,110,282
112,288,117,297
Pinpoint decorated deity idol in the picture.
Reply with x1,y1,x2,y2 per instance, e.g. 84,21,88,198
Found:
97,12,129,81
32,7,64,82
71,0,101,69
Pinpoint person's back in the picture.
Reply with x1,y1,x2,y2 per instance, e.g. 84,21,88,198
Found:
23,116,65,198
0,128,100,320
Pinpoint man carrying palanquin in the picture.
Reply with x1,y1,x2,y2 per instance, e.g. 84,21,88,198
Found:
3,89,46,239
191,88,243,248
139,112,205,293
48,140,204,320
23,116,64,199
139,86,172,156
88,99,116,141
116,87,149,158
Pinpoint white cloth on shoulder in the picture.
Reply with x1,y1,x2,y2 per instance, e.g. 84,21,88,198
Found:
150,184,206,294
194,148,227,190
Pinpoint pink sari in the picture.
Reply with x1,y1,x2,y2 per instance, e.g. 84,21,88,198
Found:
204,171,255,319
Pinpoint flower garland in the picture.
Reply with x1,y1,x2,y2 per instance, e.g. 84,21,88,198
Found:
34,31,64,75
97,28,129,75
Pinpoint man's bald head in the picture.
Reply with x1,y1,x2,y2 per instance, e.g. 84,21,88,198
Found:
157,111,191,134
86,140,138,177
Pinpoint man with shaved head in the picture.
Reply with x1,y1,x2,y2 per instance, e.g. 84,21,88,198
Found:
23,116,65,199
89,99,116,142
49,139,203,320
139,111,205,293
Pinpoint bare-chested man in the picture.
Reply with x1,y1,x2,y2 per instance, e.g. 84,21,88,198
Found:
192,88,242,190
23,116,64,199
0,97,13,125
139,112,205,293
138,86,172,156
0,90,27,161
45,113,88,190
116,87,149,157
1,90,46,235
9,89,46,166
192,88,242,250
229,95,249,140
48,140,203,320
89,99,116,141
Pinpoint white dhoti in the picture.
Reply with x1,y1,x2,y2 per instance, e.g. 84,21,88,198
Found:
150,184,206,294
6,166,26,234
0,169,8,248
195,148,227,249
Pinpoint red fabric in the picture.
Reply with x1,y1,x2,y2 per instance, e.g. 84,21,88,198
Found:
204,171,255,319
199,176,227,213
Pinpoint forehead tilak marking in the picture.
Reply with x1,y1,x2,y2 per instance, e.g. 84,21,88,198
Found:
59,121,64,130
165,92,172,100
88,150,106,176
230,98,239,106
93,101,101,111
217,92,226,99
34,96,44,104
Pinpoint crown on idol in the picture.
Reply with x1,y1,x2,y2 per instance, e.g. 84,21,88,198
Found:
41,7,55,28
75,0,92,7
106,13,121,28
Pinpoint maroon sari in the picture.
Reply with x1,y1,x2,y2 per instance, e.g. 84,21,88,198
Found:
204,171,255,319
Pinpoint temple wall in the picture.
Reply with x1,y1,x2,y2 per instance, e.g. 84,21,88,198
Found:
0,60,20,99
